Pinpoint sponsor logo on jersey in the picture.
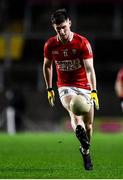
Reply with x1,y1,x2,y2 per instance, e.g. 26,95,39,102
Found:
55,58,82,71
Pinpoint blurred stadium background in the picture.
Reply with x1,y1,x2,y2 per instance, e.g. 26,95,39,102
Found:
0,0,123,134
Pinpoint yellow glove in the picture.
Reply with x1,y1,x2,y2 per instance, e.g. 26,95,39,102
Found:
47,88,55,107
91,90,99,110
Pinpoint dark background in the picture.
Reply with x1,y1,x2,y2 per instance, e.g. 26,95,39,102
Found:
0,0,122,132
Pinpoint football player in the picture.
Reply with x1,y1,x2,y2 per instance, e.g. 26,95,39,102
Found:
43,8,99,170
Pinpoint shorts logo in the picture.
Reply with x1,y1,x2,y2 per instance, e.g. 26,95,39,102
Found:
64,89,68,94
60,89,69,97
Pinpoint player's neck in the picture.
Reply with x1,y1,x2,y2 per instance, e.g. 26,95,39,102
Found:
58,32,73,44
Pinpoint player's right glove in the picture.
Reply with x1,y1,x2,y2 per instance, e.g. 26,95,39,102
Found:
47,88,55,107
91,90,99,110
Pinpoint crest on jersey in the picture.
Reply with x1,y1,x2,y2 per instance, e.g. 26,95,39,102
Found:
72,49,77,55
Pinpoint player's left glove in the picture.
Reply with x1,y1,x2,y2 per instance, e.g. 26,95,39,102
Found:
47,88,55,107
91,90,99,110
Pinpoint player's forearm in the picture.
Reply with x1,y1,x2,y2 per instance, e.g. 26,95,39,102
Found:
83,58,97,91
43,65,53,89
115,81,123,97
90,69,97,91
86,67,97,90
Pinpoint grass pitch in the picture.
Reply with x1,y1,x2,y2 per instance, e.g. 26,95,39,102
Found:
0,132,123,179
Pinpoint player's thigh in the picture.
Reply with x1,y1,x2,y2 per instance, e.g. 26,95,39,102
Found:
58,86,77,110
61,95,84,124
60,95,74,111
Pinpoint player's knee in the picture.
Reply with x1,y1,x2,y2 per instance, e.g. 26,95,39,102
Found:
71,120,76,131
86,123,93,131
70,116,78,131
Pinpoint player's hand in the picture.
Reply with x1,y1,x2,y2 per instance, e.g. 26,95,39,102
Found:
91,90,99,110
47,88,55,107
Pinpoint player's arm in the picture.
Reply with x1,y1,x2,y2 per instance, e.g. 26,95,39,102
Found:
43,57,53,89
43,57,55,106
115,76,123,98
115,69,123,98
83,58,99,110
83,58,96,90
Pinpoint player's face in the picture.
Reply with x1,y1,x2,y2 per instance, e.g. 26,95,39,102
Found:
53,19,71,41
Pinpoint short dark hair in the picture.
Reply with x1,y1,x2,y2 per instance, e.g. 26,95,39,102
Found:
51,8,69,25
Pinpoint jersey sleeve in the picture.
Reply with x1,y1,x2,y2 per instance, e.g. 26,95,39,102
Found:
44,40,53,60
80,37,93,60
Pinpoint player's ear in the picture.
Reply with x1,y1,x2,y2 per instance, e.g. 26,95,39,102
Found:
69,20,72,27
52,24,56,31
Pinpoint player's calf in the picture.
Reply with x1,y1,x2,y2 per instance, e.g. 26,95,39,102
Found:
75,125,90,151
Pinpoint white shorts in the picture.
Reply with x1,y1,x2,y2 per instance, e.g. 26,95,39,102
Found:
58,86,92,103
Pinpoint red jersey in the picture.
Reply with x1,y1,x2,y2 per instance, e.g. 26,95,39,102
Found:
44,32,93,90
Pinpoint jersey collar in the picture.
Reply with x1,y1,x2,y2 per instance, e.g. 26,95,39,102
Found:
57,32,74,43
